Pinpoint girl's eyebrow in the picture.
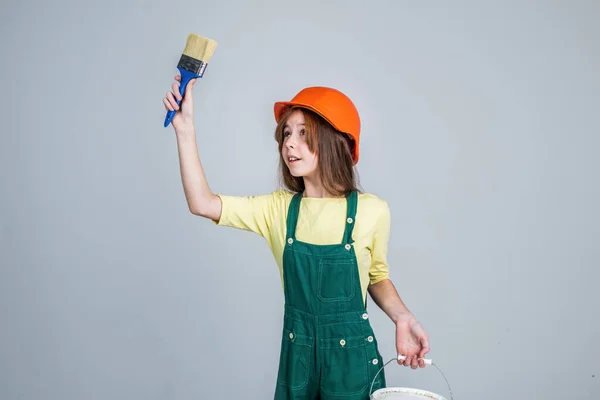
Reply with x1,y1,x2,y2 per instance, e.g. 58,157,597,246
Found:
284,123,305,128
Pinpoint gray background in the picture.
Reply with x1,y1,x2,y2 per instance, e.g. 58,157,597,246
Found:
1,0,598,399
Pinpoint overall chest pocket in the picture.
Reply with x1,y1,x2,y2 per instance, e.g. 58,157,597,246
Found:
317,258,356,302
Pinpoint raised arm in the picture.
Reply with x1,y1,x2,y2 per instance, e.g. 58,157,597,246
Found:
163,75,222,221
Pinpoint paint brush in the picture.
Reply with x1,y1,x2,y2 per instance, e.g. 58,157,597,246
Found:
164,33,218,127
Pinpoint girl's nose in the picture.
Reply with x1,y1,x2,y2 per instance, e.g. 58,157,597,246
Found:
286,133,297,148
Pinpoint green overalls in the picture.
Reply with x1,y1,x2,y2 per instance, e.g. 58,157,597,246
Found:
274,191,386,400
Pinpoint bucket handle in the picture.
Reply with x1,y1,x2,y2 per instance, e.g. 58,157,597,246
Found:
369,357,454,400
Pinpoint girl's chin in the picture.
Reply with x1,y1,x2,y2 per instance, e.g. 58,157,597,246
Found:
287,164,317,178
288,168,305,178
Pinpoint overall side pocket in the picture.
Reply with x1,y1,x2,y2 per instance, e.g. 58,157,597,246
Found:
320,336,369,396
276,328,313,391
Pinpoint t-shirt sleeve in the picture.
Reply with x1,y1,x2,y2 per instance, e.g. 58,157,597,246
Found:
369,200,391,285
212,191,281,239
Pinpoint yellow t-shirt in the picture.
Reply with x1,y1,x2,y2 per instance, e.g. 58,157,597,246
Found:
213,190,391,303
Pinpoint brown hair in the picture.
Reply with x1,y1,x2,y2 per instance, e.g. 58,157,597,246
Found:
274,107,361,197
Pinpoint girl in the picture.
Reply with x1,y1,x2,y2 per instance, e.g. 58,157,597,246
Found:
163,76,430,400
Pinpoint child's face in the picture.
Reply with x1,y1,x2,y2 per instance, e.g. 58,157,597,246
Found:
282,110,318,178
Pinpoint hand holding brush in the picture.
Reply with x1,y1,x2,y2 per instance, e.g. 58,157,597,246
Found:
163,33,217,128
163,75,198,132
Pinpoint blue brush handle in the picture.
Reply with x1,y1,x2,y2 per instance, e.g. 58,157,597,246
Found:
164,67,201,127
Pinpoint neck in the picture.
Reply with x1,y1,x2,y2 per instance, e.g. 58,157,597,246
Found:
302,176,342,198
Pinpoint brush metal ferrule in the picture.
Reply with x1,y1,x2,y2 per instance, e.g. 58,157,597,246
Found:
177,54,208,76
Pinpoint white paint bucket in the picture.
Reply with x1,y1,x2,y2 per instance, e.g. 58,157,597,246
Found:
370,387,446,400
369,358,453,400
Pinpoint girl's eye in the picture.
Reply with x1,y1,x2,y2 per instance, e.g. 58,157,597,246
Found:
283,131,291,137
300,129,305,136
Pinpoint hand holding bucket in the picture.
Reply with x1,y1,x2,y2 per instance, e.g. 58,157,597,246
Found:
394,313,431,369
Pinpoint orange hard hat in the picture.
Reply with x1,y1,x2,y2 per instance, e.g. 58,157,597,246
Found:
274,86,361,165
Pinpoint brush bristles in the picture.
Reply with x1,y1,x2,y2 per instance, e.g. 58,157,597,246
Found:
182,33,218,63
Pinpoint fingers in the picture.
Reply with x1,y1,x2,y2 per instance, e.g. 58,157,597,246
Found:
172,82,182,102
165,90,179,111
163,80,182,111
397,354,411,367
417,343,429,369
163,76,195,113
410,355,419,369
163,97,174,111
417,344,430,369
399,353,426,369
419,336,430,360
